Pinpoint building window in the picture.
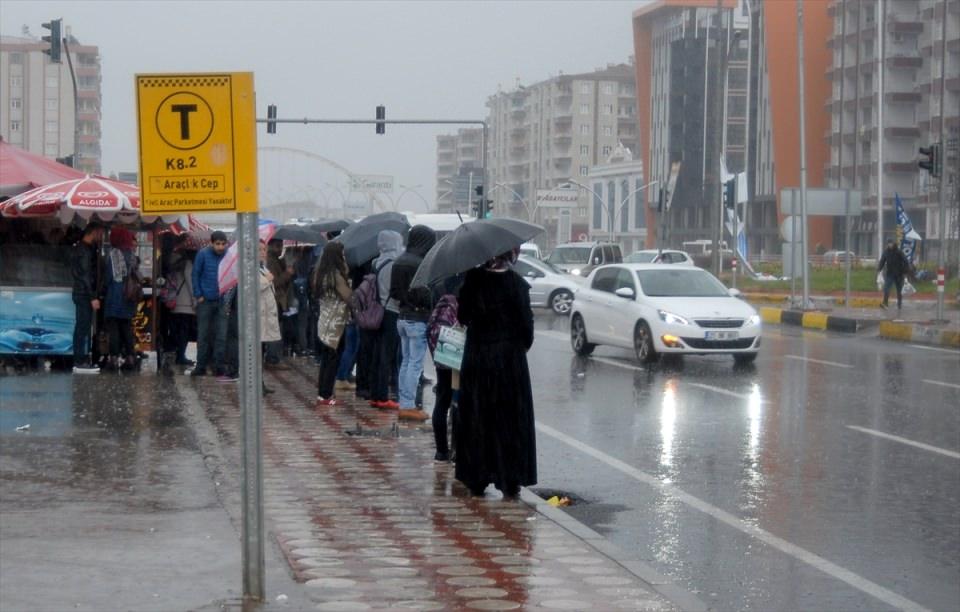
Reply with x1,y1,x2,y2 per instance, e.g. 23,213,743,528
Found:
580,103,590,115
9,52,23,64
602,126,613,136
46,99,58,111
46,76,58,88
592,184,603,229
580,166,589,176
10,120,21,132
581,82,591,94
580,144,589,157
603,83,614,95
602,104,613,115
602,145,612,156
580,125,590,135
9,76,23,88
10,98,21,110
45,121,57,133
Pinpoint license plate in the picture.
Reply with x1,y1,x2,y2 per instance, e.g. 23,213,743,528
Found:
705,331,739,341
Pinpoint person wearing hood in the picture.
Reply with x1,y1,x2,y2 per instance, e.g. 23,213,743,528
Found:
101,226,140,371
369,230,404,409
389,225,436,420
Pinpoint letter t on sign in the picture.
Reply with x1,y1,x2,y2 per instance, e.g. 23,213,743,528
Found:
171,104,198,140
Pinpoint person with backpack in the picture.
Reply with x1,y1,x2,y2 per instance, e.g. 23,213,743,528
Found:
427,275,463,462
101,226,141,372
368,230,404,409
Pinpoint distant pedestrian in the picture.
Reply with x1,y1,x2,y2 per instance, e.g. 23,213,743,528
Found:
265,239,292,367
191,230,229,376
258,240,280,394
312,241,353,406
454,249,536,498
162,237,197,371
877,239,910,311
71,222,105,374
101,226,140,371
369,230,404,409
389,225,436,421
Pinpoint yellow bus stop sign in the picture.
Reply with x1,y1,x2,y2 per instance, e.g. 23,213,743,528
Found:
136,72,257,214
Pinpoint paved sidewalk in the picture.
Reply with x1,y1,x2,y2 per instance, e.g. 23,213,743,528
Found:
183,358,688,611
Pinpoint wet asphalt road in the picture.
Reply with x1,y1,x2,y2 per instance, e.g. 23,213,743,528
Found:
528,313,960,612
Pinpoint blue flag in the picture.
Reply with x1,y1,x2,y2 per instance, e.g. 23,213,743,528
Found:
895,193,921,263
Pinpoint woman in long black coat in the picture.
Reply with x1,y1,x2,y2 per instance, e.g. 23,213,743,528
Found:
454,250,536,498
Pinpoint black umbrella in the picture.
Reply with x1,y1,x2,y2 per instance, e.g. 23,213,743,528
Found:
334,211,410,266
272,224,327,244
410,218,544,288
308,219,353,234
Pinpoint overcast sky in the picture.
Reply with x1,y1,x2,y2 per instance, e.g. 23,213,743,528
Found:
2,0,641,213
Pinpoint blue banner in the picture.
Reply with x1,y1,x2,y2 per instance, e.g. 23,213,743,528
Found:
895,193,920,263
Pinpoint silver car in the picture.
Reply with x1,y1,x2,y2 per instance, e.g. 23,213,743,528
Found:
514,255,582,315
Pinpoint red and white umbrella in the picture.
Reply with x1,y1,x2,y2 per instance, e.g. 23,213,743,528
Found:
1,174,142,223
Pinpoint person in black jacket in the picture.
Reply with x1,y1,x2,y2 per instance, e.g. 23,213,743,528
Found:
389,225,436,421
71,222,105,373
877,239,910,311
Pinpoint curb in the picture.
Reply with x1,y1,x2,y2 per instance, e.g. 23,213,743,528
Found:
759,307,874,333
878,321,960,348
520,488,708,612
746,293,957,309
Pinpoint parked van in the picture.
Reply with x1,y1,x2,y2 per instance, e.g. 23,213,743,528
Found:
546,242,622,277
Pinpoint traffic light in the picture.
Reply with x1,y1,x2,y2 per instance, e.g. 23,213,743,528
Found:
375,105,385,135
723,178,736,209
42,19,62,63
918,143,941,178
473,185,487,218
266,104,277,134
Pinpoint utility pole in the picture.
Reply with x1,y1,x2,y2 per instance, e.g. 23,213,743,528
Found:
797,0,811,308
712,0,727,276
936,0,949,322
877,0,886,259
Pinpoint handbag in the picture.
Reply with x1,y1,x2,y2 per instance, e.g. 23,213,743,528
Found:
124,269,144,303
434,325,466,370
317,294,350,350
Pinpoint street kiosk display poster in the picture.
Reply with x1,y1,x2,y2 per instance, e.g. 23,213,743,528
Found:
136,72,258,214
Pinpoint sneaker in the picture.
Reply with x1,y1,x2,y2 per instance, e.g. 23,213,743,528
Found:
263,385,275,395
398,409,429,421
72,363,100,374
434,451,450,462
189,368,208,377
380,400,399,410
316,397,342,407
216,374,239,383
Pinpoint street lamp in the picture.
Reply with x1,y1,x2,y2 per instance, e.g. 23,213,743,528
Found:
564,179,606,241
610,180,659,245
491,182,533,221
397,184,430,211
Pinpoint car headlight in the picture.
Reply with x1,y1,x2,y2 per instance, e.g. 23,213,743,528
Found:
658,310,690,326
747,314,761,326
571,268,581,276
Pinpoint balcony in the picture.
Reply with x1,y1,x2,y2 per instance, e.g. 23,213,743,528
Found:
553,114,573,126
510,106,527,118
887,18,924,35
884,126,921,139
886,91,922,104
887,56,922,70
553,133,573,145
884,161,916,173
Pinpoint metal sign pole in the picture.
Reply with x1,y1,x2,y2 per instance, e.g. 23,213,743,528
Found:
797,0,811,309
237,212,265,601
844,189,852,308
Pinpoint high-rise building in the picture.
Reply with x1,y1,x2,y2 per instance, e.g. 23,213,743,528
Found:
435,128,482,213
828,0,959,259
485,63,639,248
0,28,102,175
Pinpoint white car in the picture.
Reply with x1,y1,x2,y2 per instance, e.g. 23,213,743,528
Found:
520,242,542,260
514,255,582,315
624,249,694,266
569,264,761,365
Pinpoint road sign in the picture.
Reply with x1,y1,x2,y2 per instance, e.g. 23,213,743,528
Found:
136,72,258,214
779,188,862,216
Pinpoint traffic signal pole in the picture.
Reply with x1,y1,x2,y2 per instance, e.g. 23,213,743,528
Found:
936,0,948,322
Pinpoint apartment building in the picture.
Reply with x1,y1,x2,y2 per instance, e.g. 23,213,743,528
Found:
435,128,482,213
485,63,639,249
828,0,959,259
0,29,102,175
635,0,839,257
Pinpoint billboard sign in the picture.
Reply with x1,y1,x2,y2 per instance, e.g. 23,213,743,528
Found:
536,188,579,209
349,175,394,193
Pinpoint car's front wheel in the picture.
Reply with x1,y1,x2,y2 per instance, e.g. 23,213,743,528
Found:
570,314,595,356
550,290,574,315
634,321,659,364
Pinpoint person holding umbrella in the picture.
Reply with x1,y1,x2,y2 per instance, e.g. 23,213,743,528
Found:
455,248,536,498
389,225,436,421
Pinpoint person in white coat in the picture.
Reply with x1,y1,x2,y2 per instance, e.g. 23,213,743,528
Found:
259,240,281,393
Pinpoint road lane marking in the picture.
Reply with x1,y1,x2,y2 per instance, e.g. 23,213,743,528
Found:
590,356,642,371
847,425,960,460
535,422,931,612
922,379,960,390
687,382,764,402
785,354,853,368
909,344,960,355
